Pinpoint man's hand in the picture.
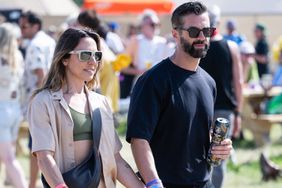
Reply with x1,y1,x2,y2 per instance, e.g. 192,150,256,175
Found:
211,139,233,160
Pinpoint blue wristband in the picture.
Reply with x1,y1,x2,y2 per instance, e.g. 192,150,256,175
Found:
146,179,161,187
149,184,163,188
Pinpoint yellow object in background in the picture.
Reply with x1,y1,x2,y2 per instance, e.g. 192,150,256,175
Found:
112,54,131,72
272,36,282,62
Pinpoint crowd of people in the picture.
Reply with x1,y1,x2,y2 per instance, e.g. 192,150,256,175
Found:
0,1,282,188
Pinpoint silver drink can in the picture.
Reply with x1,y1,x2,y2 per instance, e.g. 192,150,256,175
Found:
207,117,230,166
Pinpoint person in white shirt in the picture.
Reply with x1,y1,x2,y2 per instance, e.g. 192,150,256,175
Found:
123,9,170,77
19,11,56,188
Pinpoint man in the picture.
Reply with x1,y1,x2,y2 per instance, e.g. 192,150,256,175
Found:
200,5,243,188
126,2,232,188
19,11,55,188
254,23,270,78
223,19,244,45
122,9,169,78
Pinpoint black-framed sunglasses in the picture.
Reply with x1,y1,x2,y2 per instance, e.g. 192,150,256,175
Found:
175,26,216,38
69,50,102,62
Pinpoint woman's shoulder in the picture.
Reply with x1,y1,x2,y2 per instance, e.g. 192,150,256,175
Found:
31,89,52,104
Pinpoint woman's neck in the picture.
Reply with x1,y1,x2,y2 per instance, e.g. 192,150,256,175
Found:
63,79,85,95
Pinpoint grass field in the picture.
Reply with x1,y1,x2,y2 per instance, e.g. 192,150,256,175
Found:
1,121,282,188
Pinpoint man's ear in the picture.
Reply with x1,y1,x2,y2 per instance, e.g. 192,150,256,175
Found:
172,28,178,39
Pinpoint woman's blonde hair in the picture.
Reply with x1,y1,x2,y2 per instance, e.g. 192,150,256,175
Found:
0,23,21,74
34,28,102,96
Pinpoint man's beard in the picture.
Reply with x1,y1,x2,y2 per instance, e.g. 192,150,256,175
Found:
180,36,209,58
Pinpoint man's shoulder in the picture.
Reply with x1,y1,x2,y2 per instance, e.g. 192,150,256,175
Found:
31,31,56,48
138,58,170,83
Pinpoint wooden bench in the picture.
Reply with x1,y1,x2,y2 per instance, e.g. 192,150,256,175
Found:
243,112,282,147
242,86,282,146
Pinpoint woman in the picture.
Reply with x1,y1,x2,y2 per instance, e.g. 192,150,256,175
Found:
0,23,27,188
28,28,144,188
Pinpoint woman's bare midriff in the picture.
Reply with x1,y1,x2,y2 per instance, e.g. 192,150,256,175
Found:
74,140,93,165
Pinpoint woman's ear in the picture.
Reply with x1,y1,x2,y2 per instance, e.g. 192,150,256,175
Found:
63,59,68,66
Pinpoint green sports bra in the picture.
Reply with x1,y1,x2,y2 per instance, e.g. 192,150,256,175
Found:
69,106,92,141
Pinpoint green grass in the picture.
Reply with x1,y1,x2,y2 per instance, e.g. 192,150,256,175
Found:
225,124,282,188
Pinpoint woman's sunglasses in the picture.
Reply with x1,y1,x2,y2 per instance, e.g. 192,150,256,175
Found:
69,50,102,62
175,26,216,38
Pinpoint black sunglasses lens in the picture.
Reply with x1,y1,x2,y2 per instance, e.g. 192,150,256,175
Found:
188,27,200,38
95,51,102,61
80,51,92,61
203,28,214,37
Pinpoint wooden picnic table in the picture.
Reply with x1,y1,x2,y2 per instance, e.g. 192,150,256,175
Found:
242,86,282,146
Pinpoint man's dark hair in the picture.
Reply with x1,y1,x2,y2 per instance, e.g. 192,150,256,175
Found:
78,10,100,31
171,1,207,29
20,11,42,30
77,10,108,39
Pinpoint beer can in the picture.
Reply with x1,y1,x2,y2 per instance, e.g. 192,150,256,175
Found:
207,117,230,166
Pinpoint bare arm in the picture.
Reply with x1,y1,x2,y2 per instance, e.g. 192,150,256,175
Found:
121,36,145,76
131,138,161,185
115,152,145,188
33,68,45,88
254,54,268,64
36,151,67,188
228,41,244,137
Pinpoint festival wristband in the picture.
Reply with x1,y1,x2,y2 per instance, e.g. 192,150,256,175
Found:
146,179,162,188
55,183,68,188
149,184,163,188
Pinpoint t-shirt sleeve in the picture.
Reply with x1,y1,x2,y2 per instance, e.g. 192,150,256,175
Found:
27,45,46,70
27,93,55,154
126,73,162,143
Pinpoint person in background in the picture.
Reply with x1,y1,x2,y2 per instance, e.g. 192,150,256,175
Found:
200,5,243,188
28,28,144,188
239,41,259,85
77,10,123,113
223,19,244,45
254,23,270,78
19,10,56,188
126,2,232,188
0,22,27,188
122,9,169,82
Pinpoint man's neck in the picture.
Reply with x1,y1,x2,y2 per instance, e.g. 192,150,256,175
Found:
170,50,200,72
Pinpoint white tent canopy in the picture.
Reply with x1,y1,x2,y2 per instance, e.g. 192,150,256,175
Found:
0,0,79,16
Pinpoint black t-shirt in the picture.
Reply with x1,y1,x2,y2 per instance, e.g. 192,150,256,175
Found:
200,39,237,110
126,58,216,185
255,38,269,78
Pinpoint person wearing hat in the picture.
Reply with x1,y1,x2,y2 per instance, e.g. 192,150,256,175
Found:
254,23,270,78
223,19,245,45
122,9,169,84
239,41,259,84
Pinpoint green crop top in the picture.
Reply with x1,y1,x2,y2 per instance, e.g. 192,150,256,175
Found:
69,106,92,141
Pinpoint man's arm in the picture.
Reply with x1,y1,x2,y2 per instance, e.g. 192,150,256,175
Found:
115,152,145,188
33,68,45,88
121,36,145,76
131,138,162,187
228,41,244,137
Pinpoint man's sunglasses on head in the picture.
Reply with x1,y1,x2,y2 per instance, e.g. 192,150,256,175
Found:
69,50,102,62
175,26,216,38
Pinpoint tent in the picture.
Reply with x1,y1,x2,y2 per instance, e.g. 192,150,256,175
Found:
83,0,174,15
